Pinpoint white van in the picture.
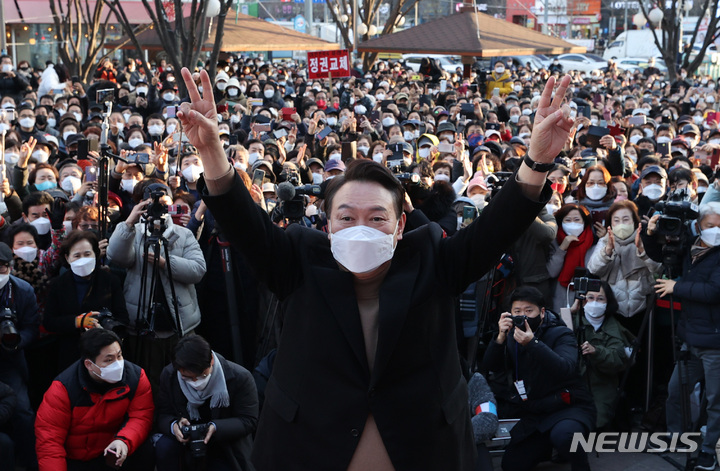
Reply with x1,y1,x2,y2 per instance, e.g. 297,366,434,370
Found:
603,30,663,60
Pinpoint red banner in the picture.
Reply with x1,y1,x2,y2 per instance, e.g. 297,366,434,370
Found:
307,50,351,80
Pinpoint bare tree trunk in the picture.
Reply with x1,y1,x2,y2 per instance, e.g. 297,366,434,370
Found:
207,0,234,82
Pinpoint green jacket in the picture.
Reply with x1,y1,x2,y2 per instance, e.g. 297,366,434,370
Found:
578,314,633,428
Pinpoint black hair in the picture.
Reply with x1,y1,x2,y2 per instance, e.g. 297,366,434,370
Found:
59,230,101,266
7,223,39,247
587,279,619,317
80,329,122,361
22,191,54,216
173,334,212,374
509,286,545,310
324,159,405,219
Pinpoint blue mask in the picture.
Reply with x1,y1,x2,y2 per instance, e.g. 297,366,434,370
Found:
35,181,57,191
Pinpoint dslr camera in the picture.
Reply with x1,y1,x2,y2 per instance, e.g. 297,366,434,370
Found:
0,308,19,350
181,423,210,458
654,189,698,237
571,268,601,299
95,308,126,337
512,315,527,331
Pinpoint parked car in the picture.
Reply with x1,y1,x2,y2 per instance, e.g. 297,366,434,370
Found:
614,57,668,75
552,53,608,73
495,55,547,71
402,54,463,73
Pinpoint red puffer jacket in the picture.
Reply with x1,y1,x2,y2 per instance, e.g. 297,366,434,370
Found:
35,360,154,471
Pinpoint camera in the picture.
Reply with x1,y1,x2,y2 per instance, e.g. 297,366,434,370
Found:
654,189,699,237
512,315,527,330
181,423,210,458
571,268,601,299
95,308,126,337
146,189,169,221
486,172,513,199
0,308,19,350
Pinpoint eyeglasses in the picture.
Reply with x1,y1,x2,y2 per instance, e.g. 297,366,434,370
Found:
78,222,98,230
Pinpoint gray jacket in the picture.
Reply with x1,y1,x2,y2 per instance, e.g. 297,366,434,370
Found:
107,218,206,335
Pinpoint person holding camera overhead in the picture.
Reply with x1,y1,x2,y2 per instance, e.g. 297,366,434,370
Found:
43,230,129,372
482,286,595,471
106,179,206,388
155,335,258,471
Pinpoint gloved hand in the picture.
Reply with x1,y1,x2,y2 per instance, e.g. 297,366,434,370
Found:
46,198,67,231
468,373,498,444
75,312,99,330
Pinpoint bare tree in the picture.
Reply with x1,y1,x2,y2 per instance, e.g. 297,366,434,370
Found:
48,0,134,83
105,0,233,93
325,0,421,71
639,0,720,80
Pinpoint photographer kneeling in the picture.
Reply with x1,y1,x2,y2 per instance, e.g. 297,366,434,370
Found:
155,335,258,471
651,202,720,471
483,286,595,471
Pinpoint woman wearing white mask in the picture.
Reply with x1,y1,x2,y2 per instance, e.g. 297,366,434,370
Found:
576,165,616,237
570,281,633,429
44,231,129,371
651,202,720,469
547,203,598,311
587,201,661,320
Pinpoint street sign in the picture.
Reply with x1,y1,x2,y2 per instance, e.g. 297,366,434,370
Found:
308,50,351,79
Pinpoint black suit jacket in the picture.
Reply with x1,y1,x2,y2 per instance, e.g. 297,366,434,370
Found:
201,171,549,470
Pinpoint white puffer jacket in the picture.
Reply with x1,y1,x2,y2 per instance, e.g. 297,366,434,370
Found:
107,217,207,335
587,230,661,317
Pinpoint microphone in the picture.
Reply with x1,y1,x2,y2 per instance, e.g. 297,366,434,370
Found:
276,181,296,202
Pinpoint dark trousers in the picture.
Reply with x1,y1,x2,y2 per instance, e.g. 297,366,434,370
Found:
155,435,235,471
501,419,590,471
0,431,15,471
66,438,155,471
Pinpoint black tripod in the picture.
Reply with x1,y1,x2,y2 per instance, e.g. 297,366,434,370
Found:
135,217,182,347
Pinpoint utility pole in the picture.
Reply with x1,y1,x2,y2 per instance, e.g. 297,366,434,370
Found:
544,0,549,34
305,0,313,36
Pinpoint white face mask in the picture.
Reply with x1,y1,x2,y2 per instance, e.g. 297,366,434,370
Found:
656,136,671,144
354,105,367,115
495,66,505,74
63,220,73,233
30,217,51,235
312,172,323,184
584,301,606,330
61,175,82,194
233,161,247,172
122,113,132,122
470,194,486,208
562,221,584,237
227,88,239,97
700,226,720,247
545,203,559,215
327,117,338,126
264,89,275,98
693,115,704,125
4,153,19,165
121,178,138,194
91,359,124,384
509,115,519,124
136,87,148,96
403,131,415,141
70,256,96,277
357,145,369,155
330,222,398,274
434,174,450,183
19,117,35,129
418,147,431,159
73,112,83,122
629,134,642,145
163,92,176,102
14,246,37,263
248,152,260,165
182,164,204,183
376,93,386,100
128,138,143,149
522,108,532,116
328,153,341,162
642,183,664,201
166,123,177,134
216,82,227,91
186,373,211,391
612,223,635,240
585,184,607,201
32,150,49,163
372,152,384,163
148,124,164,136
382,117,395,127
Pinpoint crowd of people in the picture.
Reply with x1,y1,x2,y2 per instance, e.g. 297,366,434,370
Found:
0,50,716,471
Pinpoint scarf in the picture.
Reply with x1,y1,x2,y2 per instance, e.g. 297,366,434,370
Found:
605,228,648,282
690,239,712,265
578,196,612,212
557,225,594,287
177,351,230,421
12,255,49,294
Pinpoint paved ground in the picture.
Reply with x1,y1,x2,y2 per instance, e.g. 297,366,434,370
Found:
491,451,694,470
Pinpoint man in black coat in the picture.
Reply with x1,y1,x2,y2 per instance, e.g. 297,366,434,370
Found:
155,335,258,471
177,68,575,470
483,286,595,471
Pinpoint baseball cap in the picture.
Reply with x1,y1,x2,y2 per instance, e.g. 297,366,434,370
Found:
324,159,346,173
640,165,667,180
0,243,12,264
